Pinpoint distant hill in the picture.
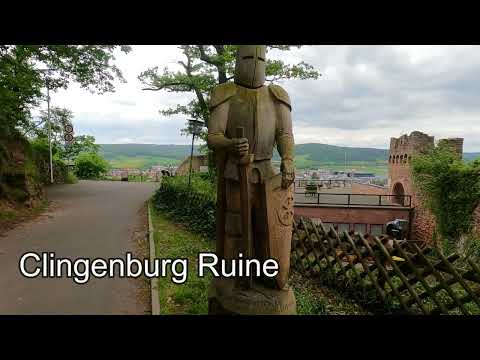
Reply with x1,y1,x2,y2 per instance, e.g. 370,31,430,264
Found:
280,143,388,163
100,144,197,161
465,152,480,161
99,144,200,169
98,143,480,170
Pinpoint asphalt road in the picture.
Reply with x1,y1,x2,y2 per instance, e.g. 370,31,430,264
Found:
0,180,159,315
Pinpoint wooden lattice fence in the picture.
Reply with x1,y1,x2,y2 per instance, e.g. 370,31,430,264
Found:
291,217,480,314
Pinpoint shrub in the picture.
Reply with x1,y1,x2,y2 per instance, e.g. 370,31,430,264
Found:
66,171,78,184
29,137,69,184
411,143,480,253
75,152,109,179
152,174,216,239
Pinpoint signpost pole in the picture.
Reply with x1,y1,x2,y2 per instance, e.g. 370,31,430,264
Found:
47,81,54,184
188,132,195,190
187,119,204,192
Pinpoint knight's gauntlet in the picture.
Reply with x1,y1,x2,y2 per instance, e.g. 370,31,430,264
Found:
207,133,233,151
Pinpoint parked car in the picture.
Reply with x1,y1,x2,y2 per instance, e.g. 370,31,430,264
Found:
386,219,409,239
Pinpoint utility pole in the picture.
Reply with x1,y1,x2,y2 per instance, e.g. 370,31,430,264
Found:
46,79,54,184
40,68,56,184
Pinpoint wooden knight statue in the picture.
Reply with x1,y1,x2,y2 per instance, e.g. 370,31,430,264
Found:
207,45,296,315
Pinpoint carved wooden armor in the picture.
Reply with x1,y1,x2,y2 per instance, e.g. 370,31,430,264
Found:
207,45,295,289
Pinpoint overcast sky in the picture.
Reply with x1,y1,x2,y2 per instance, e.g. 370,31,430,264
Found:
42,45,480,151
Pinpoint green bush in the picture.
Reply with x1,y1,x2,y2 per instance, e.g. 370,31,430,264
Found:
152,175,216,239
66,171,78,184
75,152,109,179
29,137,69,184
411,143,480,252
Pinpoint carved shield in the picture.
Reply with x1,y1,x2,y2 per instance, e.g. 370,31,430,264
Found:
264,174,295,289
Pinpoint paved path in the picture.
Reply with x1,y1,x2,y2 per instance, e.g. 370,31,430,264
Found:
0,180,159,315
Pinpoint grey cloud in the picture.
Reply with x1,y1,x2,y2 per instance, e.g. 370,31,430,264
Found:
57,45,480,151
73,112,188,145
282,45,480,147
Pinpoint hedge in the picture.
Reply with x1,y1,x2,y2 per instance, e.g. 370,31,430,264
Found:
152,174,216,240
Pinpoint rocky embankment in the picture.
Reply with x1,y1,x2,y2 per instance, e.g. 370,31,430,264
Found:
0,133,44,209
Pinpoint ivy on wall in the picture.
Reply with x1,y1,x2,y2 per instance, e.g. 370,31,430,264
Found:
411,143,480,253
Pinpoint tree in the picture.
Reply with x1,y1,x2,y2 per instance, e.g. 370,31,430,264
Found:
75,152,109,180
138,45,320,177
62,135,100,161
138,45,320,136
0,45,131,137
411,143,480,254
25,106,100,162
24,106,73,140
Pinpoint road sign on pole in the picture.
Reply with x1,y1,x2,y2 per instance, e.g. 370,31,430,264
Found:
64,122,74,146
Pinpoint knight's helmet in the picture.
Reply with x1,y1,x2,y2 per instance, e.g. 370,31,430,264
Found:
234,45,266,89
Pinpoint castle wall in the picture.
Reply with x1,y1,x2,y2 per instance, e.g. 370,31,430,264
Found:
294,204,411,235
438,138,464,159
388,131,435,243
388,131,469,244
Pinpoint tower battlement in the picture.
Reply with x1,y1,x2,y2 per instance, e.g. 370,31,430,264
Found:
389,131,434,165
438,138,464,159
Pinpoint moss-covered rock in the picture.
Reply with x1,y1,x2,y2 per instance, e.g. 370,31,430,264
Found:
0,131,44,207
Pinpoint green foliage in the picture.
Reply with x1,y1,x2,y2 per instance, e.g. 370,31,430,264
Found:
75,152,109,180
292,143,388,163
100,143,196,160
52,158,68,184
98,143,393,173
294,286,328,315
0,45,130,136
29,136,69,184
108,155,180,170
151,207,215,314
30,136,53,159
152,174,216,239
65,171,78,184
0,210,16,220
24,106,73,140
139,45,320,168
0,45,127,198
99,143,192,170
62,135,100,162
26,105,100,163
411,143,480,250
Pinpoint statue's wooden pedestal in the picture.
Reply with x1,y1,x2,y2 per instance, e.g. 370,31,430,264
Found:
208,278,296,315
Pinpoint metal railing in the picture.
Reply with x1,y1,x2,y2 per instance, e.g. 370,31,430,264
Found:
295,179,353,188
103,172,162,182
295,192,412,207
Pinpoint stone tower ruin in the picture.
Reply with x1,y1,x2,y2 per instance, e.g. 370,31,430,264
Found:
388,131,464,243
388,131,434,204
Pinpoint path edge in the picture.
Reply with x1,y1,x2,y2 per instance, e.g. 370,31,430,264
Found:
148,201,160,315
